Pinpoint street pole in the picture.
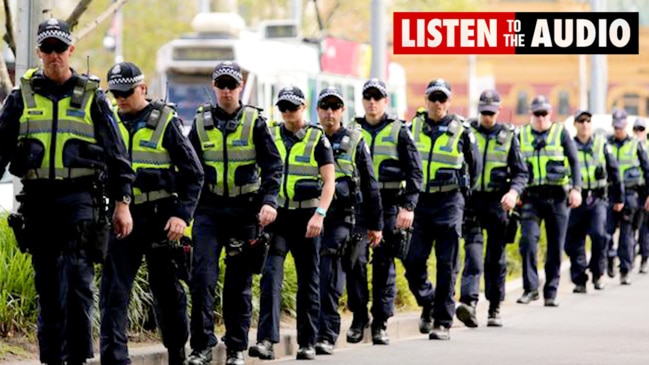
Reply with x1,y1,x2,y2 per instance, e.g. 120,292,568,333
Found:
292,0,302,31
370,0,386,81
114,2,123,63
468,54,477,118
589,0,608,114
14,0,52,209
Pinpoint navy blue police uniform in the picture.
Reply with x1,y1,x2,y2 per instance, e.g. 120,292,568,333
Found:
100,62,204,365
187,62,282,365
0,19,134,365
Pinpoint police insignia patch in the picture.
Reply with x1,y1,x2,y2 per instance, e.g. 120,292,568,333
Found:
111,64,121,74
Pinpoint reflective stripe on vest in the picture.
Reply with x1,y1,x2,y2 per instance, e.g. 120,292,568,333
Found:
117,102,175,204
578,134,607,190
334,128,362,179
473,125,512,192
519,123,569,187
610,137,641,188
196,106,260,197
348,118,403,190
19,68,99,180
411,115,464,193
271,124,322,209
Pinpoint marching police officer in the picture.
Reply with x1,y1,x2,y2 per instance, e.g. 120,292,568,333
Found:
564,110,623,294
517,95,582,307
403,79,480,340
314,87,383,355
249,86,335,360
633,117,649,274
606,109,649,285
346,79,423,345
187,61,282,365
456,89,527,328
0,19,135,365
100,62,204,365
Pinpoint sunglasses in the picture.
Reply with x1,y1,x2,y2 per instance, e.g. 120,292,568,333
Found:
634,127,646,132
215,79,239,90
576,117,591,124
39,42,69,54
363,92,385,101
278,103,299,113
111,87,136,99
533,111,548,117
318,102,343,111
427,94,448,103
480,111,496,116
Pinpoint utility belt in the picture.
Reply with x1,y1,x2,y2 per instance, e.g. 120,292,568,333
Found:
582,188,606,200
378,181,405,190
134,189,174,205
523,185,567,200
23,176,96,196
150,237,193,282
277,196,320,209
225,229,271,275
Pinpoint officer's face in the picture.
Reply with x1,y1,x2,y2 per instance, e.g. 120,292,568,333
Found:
425,92,450,121
37,39,74,82
279,102,305,126
479,109,499,128
613,121,628,139
318,97,345,132
213,77,242,109
530,109,552,130
574,115,592,138
113,84,146,114
362,88,388,118
634,127,647,141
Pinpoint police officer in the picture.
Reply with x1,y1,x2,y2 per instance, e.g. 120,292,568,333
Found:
249,86,335,360
564,110,623,294
0,19,135,365
403,79,480,340
632,117,649,274
187,61,282,365
517,95,582,307
314,87,383,355
100,62,204,365
606,109,649,285
456,89,527,328
347,79,423,345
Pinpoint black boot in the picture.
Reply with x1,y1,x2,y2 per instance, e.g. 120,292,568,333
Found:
371,320,389,345
168,347,187,365
346,314,370,343
456,301,478,328
419,303,434,334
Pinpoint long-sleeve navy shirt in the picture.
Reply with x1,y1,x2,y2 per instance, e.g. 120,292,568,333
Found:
473,121,528,195
118,103,204,224
0,69,134,201
356,114,423,209
422,113,481,192
326,126,383,231
574,135,624,204
529,126,581,189
189,103,283,208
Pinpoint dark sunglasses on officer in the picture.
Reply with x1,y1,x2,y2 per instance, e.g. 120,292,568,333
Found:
214,77,240,90
318,100,343,111
480,111,496,117
533,111,548,117
39,41,69,54
278,102,300,113
634,126,646,132
363,90,385,101
427,92,448,103
111,85,141,99
575,116,591,124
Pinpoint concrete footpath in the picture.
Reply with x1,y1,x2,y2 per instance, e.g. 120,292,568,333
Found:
7,260,649,365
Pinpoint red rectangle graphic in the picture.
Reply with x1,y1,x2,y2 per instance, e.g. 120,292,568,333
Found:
393,12,517,55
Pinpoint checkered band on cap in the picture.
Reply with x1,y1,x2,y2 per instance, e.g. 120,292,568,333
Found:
318,87,344,104
278,92,305,105
108,74,145,88
212,62,243,83
37,29,73,45
425,79,452,96
363,78,388,96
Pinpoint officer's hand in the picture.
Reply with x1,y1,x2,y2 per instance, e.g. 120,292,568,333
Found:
500,189,519,212
165,217,187,241
112,202,133,239
396,208,414,230
613,203,624,212
306,214,324,238
568,188,582,208
644,196,649,211
368,230,383,248
259,204,278,227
